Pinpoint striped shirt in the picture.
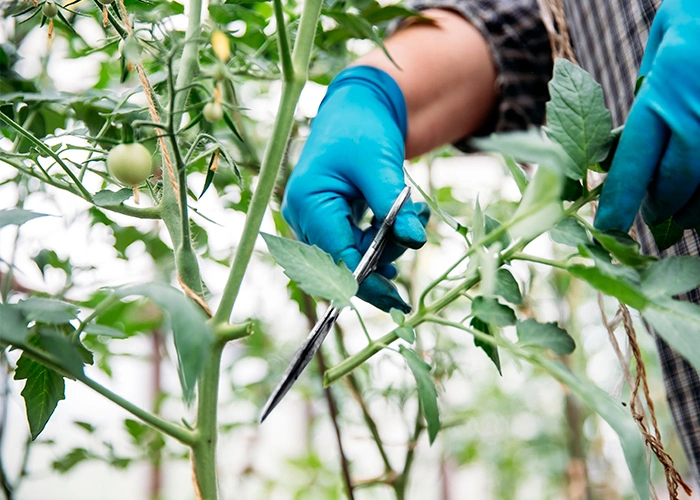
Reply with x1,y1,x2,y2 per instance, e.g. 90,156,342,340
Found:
404,0,700,483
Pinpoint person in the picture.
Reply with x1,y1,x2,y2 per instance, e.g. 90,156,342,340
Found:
281,0,700,482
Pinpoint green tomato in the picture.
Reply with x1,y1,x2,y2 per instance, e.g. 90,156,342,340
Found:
43,1,58,18
107,143,153,186
203,102,223,123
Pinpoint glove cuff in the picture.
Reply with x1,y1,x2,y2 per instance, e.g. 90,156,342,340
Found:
321,66,409,140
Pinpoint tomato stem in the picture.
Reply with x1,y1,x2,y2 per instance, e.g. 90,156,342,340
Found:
212,0,324,326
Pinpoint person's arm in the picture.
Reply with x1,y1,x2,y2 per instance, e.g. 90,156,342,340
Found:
356,9,497,158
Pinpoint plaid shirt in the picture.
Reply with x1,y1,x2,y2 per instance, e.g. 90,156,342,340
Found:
403,0,700,483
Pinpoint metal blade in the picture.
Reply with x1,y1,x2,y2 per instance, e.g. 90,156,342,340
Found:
259,306,340,422
259,186,412,422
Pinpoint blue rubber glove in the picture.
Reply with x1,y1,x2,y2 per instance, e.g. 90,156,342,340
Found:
595,0,700,232
282,66,429,313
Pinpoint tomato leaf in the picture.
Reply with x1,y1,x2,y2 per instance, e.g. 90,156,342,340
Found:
261,233,358,309
0,208,48,228
399,346,440,444
39,332,86,377
323,11,399,67
15,297,79,325
648,217,684,252
52,448,95,474
569,245,647,310
550,217,589,247
93,188,133,208
199,152,217,199
471,129,569,171
588,228,655,268
538,359,649,500
473,132,567,240
493,269,522,305
516,318,575,355
470,317,501,375
222,111,244,142
116,283,213,403
640,256,700,299
82,324,128,339
642,298,700,374
471,296,516,327
0,303,29,345
14,351,65,440
544,59,613,178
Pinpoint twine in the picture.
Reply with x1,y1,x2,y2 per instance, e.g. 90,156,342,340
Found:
537,0,578,63
115,0,210,313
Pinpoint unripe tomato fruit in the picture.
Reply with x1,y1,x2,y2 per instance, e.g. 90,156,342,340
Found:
107,143,153,186
203,102,223,123
43,1,58,18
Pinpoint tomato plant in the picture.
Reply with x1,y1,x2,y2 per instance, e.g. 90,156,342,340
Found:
1,0,698,499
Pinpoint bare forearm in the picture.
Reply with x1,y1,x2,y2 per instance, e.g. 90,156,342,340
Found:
356,9,497,158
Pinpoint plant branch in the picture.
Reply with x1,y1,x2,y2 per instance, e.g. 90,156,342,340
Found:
272,0,294,81
0,111,92,200
332,324,394,473
79,374,195,445
393,406,424,500
317,349,355,500
1,157,161,219
345,373,394,472
212,0,324,325
93,0,127,38
324,184,605,385
511,252,569,269
74,295,122,338
17,346,195,446
212,321,254,343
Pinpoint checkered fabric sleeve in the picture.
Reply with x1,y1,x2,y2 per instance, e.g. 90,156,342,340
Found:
395,0,553,146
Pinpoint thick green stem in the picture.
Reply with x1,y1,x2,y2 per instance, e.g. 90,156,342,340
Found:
213,81,303,324
213,0,324,325
191,342,224,499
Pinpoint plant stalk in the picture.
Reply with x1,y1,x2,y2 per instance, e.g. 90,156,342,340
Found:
213,0,324,325
191,342,224,499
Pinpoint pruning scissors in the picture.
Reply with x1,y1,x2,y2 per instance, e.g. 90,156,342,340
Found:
259,186,412,423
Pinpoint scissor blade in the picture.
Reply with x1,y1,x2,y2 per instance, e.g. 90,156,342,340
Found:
259,186,412,422
259,306,340,423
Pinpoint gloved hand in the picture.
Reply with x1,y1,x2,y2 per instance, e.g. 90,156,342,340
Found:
595,0,700,232
282,66,430,313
